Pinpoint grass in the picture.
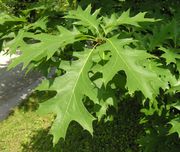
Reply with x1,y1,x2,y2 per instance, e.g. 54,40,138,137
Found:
0,92,142,152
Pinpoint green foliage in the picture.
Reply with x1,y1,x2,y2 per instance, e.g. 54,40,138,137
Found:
169,117,180,136
1,0,179,151
8,27,83,68
36,50,99,144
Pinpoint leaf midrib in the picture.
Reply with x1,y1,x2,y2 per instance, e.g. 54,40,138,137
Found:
107,38,151,97
75,13,100,36
60,48,95,127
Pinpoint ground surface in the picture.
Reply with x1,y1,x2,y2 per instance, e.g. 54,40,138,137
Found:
0,51,41,120
0,92,142,152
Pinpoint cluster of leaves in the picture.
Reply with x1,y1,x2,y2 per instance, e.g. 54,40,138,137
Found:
0,0,179,151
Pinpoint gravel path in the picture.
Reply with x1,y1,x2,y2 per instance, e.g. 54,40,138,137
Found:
0,52,42,121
